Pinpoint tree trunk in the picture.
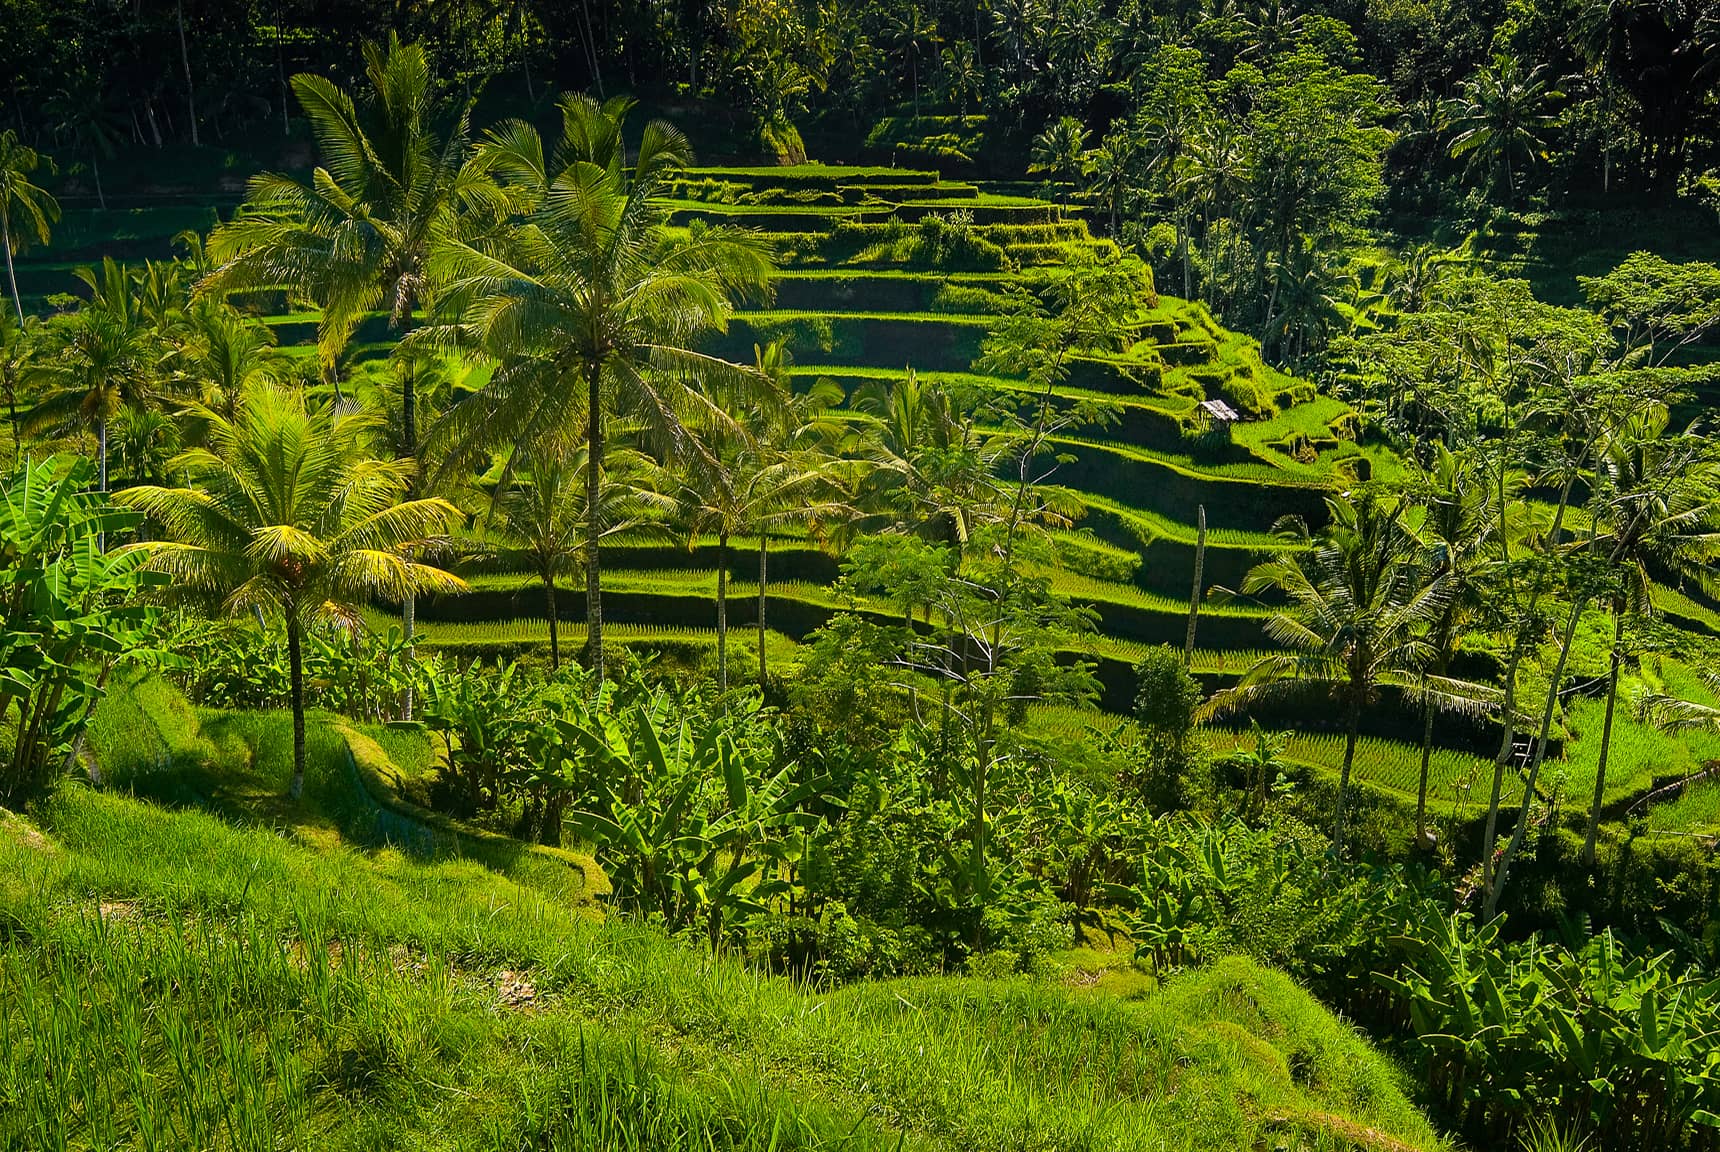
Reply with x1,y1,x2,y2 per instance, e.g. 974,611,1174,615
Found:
546,569,560,671
757,533,768,690
1179,208,1191,301
1260,268,1282,358
92,155,106,212
7,384,20,467
396,320,418,716
1486,593,1587,921
1183,504,1205,664
578,0,604,97
287,612,307,800
276,0,290,135
584,363,604,680
1334,688,1361,854
971,705,990,949
1416,689,1435,848
400,355,417,459
1481,450,1582,900
96,415,109,551
1582,606,1626,866
716,530,729,694
3,214,22,326
176,0,199,146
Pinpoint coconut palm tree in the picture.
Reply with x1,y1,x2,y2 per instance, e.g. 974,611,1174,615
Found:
22,301,156,496
0,307,41,464
202,35,501,673
1085,129,1138,236
487,445,671,670
201,35,490,454
116,385,465,798
1410,445,1497,847
1578,404,1720,864
678,424,848,694
1208,492,1445,852
421,95,775,681
1445,55,1563,206
743,356,855,689
173,301,291,421
851,369,1005,555
1029,116,1090,203
0,130,60,327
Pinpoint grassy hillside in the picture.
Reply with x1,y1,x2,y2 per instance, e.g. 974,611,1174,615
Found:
0,680,1448,1152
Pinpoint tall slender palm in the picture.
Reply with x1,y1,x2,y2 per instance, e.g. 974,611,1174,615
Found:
1579,405,1720,864
47,77,120,212
678,427,847,694
422,96,775,681
1208,493,1444,852
202,35,496,677
116,385,465,798
744,359,855,689
1028,116,1090,202
487,445,671,670
0,130,60,327
173,301,291,421
0,308,41,463
1445,55,1563,205
852,370,1004,555
22,297,156,495
1085,130,1137,237
201,35,488,454
1410,445,1496,847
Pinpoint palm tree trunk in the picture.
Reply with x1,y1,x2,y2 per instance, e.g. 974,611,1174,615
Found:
176,0,199,146
1334,688,1362,854
96,415,109,551
1486,592,1587,921
757,533,768,690
1183,504,1205,664
1179,208,1191,301
716,529,729,694
1582,606,1626,866
1260,270,1282,358
7,387,19,467
287,612,307,799
396,322,419,716
275,0,290,136
971,703,991,949
1481,449,1583,899
1416,690,1435,848
584,364,604,681
92,155,106,212
546,569,560,671
3,214,23,327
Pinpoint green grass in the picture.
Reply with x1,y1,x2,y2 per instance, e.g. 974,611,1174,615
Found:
0,731,1448,1150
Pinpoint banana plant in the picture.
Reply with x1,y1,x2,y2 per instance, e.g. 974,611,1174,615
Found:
559,699,836,947
1,455,163,802
1376,911,1720,1146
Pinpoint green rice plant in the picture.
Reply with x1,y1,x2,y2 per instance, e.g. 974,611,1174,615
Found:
1204,728,1511,814
1559,691,1720,808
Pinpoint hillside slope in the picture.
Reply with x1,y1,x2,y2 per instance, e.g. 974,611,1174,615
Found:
0,687,1448,1151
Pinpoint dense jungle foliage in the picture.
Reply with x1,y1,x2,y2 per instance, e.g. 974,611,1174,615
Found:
1,4,1720,1150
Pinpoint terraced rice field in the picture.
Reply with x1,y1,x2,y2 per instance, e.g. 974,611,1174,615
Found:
31,161,1716,823
1203,729,1517,816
